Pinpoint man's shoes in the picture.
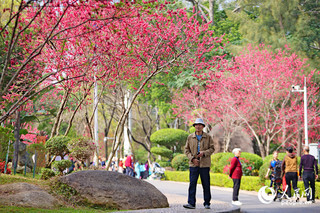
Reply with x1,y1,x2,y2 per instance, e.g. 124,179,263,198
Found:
312,200,315,203
232,201,242,206
204,205,210,209
183,204,195,209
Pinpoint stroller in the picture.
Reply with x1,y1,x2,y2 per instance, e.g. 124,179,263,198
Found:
151,162,166,179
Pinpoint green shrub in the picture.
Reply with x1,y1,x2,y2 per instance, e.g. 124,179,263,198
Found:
211,153,233,173
0,126,14,161
189,127,195,134
219,152,263,176
171,154,189,171
150,128,188,152
259,153,300,181
165,171,190,182
49,178,78,203
52,160,72,175
27,143,46,155
151,146,173,159
68,137,95,163
40,168,56,180
45,136,71,158
240,152,263,176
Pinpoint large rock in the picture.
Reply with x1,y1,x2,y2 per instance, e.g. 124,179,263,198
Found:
0,182,58,208
209,124,254,153
59,170,169,210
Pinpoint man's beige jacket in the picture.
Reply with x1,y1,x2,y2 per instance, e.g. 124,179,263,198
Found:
184,132,215,168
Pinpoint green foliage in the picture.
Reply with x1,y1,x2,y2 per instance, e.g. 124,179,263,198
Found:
212,152,234,173
226,0,320,70
52,160,72,175
189,126,195,134
50,178,78,202
0,174,42,185
132,146,148,163
45,136,71,158
239,152,263,176
151,146,173,159
210,152,233,173
27,143,46,155
150,128,188,152
171,154,189,171
40,168,56,180
0,126,14,161
68,137,95,163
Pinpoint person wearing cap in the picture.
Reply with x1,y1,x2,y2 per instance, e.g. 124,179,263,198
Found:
229,148,243,206
299,146,319,203
183,118,215,210
281,147,298,198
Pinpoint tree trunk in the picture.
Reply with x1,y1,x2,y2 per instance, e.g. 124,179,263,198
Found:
155,107,160,131
208,0,215,25
13,111,20,174
224,131,231,152
50,88,70,138
259,143,266,159
64,91,90,136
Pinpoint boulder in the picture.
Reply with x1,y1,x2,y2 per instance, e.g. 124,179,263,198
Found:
209,124,254,153
59,170,169,210
0,182,58,208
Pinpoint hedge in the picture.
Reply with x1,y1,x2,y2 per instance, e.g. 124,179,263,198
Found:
164,171,320,199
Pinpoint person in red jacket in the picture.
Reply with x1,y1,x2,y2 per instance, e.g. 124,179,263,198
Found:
229,148,243,206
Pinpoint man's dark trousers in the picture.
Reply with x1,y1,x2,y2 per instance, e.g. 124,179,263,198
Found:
303,171,316,201
188,167,211,206
285,172,298,197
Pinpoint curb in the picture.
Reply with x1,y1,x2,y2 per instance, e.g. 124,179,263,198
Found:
115,202,241,213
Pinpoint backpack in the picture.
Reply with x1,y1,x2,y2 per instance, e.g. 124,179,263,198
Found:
273,160,282,179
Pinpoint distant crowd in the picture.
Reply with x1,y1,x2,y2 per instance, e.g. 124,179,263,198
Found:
65,154,152,180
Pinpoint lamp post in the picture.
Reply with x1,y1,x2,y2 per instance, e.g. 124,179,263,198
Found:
291,77,308,146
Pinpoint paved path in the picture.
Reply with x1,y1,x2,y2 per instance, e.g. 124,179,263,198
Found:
118,180,320,213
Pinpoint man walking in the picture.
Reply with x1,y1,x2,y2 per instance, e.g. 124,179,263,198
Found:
299,146,319,203
183,118,215,209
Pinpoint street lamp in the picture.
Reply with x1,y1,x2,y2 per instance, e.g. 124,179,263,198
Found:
291,77,308,146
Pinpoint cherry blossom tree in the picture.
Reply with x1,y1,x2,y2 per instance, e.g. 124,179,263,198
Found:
175,44,320,158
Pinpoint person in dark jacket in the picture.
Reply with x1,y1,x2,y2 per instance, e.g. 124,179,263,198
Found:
229,148,243,206
281,147,298,198
299,146,319,203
